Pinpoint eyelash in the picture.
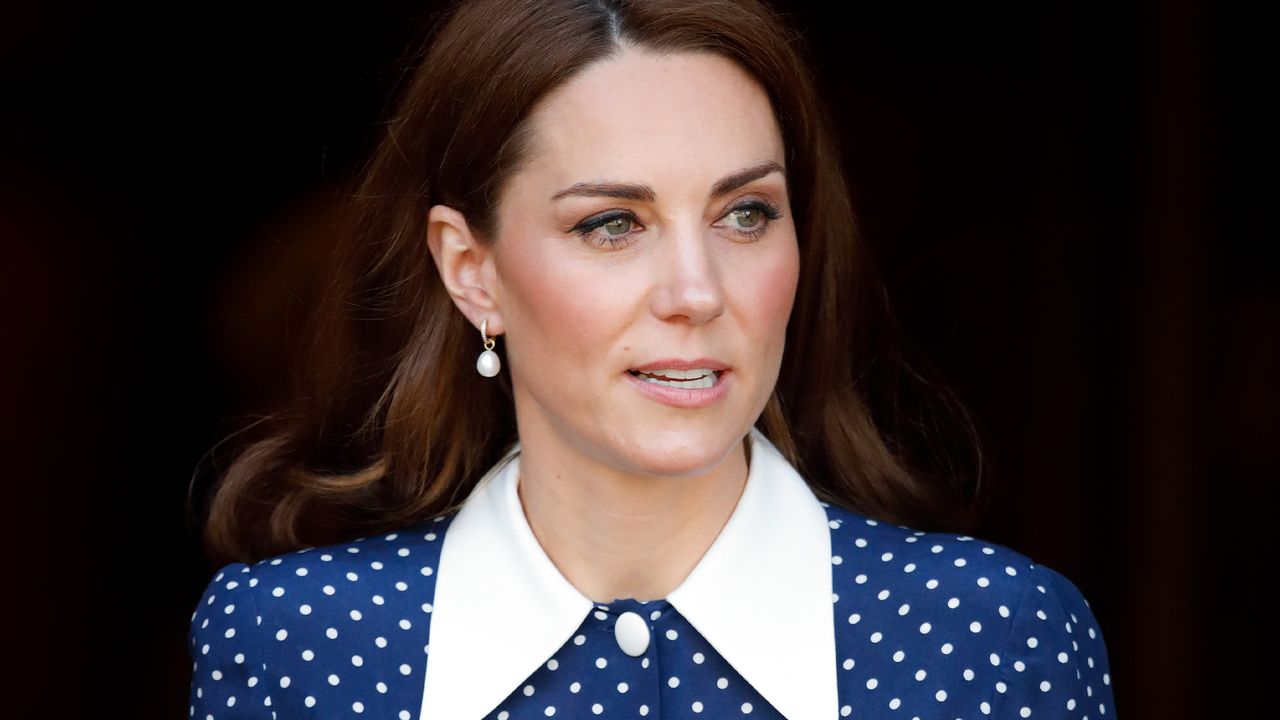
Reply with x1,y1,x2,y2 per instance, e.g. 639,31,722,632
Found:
571,200,784,249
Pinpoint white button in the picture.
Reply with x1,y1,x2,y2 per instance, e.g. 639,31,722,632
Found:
614,611,650,657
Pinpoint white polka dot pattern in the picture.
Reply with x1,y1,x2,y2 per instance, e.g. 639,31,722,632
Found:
188,503,1116,719
825,505,1115,719
187,518,451,720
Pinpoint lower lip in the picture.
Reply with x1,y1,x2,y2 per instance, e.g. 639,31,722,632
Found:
624,369,731,408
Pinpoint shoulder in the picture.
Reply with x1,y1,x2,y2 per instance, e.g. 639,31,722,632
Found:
821,501,1115,717
191,513,457,619
193,511,461,619
823,500,1044,599
823,500,1041,651
183,509,458,712
821,499,1102,628
236,512,459,596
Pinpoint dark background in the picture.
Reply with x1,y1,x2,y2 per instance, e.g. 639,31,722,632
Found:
2,0,1271,717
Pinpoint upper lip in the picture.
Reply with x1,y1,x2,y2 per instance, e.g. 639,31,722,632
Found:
629,358,730,373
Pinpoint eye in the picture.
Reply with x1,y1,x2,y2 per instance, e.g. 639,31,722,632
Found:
726,205,769,233
718,202,781,243
573,214,636,249
599,216,636,242
571,199,784,249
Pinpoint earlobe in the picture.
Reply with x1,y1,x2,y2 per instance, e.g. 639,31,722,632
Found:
426,204,503,334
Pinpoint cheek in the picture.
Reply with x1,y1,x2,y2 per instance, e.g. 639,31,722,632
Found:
736,243,800,347
494,244,626,373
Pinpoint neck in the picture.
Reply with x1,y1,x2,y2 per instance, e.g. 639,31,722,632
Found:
515,428,750,604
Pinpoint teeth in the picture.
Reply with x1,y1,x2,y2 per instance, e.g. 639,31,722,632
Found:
631,368,720,390
639,373,717,389
634,368,717,380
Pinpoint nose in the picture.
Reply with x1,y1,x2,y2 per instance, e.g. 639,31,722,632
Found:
648,221,726,325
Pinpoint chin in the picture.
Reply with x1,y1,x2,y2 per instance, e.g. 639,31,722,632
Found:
618,429,736,477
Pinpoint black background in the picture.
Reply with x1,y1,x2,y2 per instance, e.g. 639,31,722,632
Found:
1,1,1271,717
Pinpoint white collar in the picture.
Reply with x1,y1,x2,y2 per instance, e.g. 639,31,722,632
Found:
418,426,838,720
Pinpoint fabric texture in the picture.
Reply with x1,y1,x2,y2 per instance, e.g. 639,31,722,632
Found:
188,431,1116,720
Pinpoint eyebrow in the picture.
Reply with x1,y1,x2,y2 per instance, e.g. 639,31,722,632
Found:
550,159,785,203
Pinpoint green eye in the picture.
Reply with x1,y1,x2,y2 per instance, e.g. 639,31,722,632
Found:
602,216,633,236
730,207,763,229
572,199,783,249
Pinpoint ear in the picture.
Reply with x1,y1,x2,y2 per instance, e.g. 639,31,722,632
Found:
425,204,504,336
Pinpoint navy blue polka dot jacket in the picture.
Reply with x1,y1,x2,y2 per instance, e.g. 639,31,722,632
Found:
188,427,1117,719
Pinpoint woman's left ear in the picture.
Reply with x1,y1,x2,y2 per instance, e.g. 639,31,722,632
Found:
425,203,504,336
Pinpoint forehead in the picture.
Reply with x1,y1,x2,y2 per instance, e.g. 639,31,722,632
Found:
519,48,785,191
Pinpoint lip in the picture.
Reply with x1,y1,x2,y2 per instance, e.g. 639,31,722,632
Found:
624,367,731,409
629,357,730,372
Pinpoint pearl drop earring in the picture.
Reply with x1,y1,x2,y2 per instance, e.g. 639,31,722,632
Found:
476,317,501,377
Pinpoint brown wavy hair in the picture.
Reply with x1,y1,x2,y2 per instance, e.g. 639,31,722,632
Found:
189,0,992,568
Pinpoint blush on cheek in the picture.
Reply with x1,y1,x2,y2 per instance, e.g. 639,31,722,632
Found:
751,252,801,334
500,251,613,375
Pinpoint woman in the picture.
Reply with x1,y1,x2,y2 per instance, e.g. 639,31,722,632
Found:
187,0,1117,718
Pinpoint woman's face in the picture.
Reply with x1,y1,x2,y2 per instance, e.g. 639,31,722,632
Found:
487,47,799,477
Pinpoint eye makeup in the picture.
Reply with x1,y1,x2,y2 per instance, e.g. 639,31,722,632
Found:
570,199,784,249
